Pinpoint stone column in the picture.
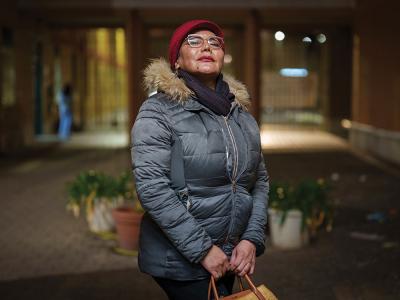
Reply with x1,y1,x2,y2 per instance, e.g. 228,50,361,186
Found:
126,10,145,133
244,10,261,123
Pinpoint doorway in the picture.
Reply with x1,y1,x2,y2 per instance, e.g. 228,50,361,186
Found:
35,27,129,145
260,28,329,128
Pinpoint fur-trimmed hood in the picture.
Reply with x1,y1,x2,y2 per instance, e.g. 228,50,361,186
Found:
143,58,250,109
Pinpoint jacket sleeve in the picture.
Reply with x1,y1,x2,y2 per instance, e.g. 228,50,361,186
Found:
131,98,213,263
240,152,269,256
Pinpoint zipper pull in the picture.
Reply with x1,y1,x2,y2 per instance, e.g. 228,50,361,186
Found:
186,198,191,210
179,190,191,211
232,181,237,193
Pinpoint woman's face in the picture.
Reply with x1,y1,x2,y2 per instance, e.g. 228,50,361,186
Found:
175,30,224,80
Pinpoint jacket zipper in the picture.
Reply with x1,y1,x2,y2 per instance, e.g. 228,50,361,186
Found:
222,115,239,244
198,107,240,244
223,116,239,191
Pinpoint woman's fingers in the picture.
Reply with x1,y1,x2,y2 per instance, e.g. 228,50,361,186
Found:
213,261,229,280
229,248,238,270
212,270,220,279
230,250,247,271
230,240,255,268
249,260,255,275
238,262,251,277
235,259,252,276
201,245,229,279
214,255,230,279
202,243,256,278
222,259,230,275
230,253,252,274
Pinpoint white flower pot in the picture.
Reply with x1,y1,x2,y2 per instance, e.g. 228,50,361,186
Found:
268,208,309,249
87,201,116,233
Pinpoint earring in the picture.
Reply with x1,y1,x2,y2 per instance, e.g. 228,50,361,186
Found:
174,63,180,76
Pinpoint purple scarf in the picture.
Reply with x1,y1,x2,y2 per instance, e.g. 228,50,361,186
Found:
178,69,235,116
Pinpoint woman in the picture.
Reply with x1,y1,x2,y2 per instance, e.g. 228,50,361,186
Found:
131,19,269,300
57,83,73,140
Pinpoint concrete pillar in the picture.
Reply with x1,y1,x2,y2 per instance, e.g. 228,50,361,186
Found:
0,3,30,151
326,27,352,135
244,10,261,123
76,30,87,131
126,10,145,133
13,12,35,146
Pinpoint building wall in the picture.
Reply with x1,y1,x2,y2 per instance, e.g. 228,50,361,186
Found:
350,0,400,165
353,0,400,131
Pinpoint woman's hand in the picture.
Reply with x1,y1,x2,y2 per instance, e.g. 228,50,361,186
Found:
229,240,256,276
201,245,230,279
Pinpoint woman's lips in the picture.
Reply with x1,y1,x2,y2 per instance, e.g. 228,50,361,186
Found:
198,56,214,62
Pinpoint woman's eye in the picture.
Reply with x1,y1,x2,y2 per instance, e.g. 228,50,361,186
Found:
188,37,202,46
209,38,221,47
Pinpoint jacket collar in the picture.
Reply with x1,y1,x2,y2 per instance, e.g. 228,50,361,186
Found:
143,58,251,110
182,97,240,119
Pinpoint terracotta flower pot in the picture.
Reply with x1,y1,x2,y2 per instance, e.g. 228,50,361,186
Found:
112,206,143,251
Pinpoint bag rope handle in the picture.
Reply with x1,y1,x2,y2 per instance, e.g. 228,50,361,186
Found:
208,274,266,300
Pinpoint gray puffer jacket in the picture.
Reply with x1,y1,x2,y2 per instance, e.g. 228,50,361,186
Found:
131,59,269,280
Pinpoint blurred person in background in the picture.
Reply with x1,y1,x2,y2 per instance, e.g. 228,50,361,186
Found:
57,83,73,140
131,19,269,300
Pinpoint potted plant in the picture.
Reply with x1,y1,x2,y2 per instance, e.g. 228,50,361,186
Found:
268,178,333,249
66,170,125,234
111,172,144,253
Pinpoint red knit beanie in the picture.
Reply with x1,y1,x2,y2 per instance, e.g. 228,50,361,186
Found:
168,19,224,70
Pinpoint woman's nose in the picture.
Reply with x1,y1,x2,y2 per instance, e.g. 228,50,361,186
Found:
201,40,211,51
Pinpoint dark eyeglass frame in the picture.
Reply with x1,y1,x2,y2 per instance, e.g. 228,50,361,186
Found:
184,34,224,49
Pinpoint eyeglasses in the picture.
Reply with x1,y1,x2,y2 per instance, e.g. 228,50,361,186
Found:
184,34,224,49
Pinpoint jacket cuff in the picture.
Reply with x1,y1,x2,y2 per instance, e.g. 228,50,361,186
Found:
193,240,213,264
240,237,265,257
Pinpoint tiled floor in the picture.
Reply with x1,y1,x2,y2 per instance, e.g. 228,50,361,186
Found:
0,148,135,282
260,125,349,152
37,126,349,152
1,128,399,299
36,130,129,149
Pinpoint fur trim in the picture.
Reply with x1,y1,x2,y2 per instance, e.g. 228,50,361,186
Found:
143,58,250,109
